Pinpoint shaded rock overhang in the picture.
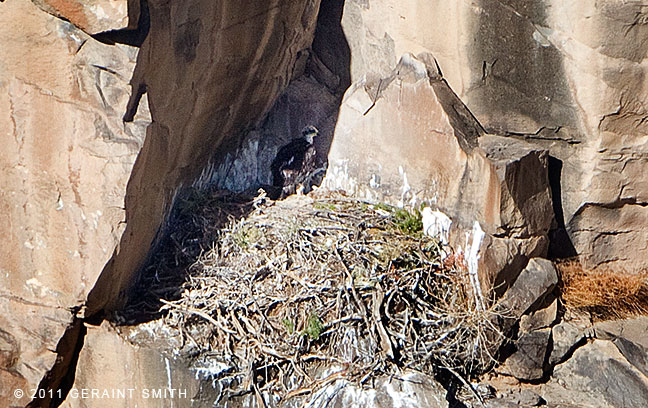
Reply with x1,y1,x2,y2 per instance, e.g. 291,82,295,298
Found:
85,0,324,317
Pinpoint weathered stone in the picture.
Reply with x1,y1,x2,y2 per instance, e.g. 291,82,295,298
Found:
339,0,648,273
323,53,552,295
549,321,587,366
594,316,648,349
497,258,558,320
595,317,648,378
0,1,147,404
520,298,558,334
610,338,648,380
540,340,648,408
31,0,135,35
488,389,545,407
324,52,487,214
479,135,553,239
309,371,449,408
62,322,201,408
500,328,551,381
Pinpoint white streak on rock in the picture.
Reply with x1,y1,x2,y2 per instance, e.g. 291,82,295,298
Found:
369,173,380,189
164,357,172,390
398,166,411,208
465,221,485,310
399,53,429,79
421,207,452,245
192,358,231,381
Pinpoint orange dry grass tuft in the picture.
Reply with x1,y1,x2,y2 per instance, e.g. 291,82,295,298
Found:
558,260,648,319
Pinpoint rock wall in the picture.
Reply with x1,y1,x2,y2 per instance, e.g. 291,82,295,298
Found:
3,0,648,407
0,0,146,405
86,0,323,315
340,0,648,272
1,0,322,405
323,53,553,294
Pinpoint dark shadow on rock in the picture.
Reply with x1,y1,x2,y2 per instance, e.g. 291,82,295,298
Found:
27,318,86,408
92,0,150,47
471,0,580,137
547,156,577,258
114,188,259,324
312,0,352,95
113,0,352,325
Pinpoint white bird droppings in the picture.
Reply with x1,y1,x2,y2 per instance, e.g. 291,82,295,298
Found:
421,207,452,245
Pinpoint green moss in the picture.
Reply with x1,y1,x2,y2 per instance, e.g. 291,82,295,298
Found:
303,312,323,340
373,202,395,212
233,224,261,248
393,208,423,236
281,318,295,334
313,202,338,211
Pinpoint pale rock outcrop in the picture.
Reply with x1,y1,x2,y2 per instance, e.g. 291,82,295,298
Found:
63,322,201,408
308,372,449,408
539,340,648,408
0,0,147,405
323,53,553,291
340,0,648,272
31,0,137,35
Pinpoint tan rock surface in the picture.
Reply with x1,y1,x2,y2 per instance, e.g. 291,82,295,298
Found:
323,53,552,292
31,0,136,35
340,0,648,271
0,0,146,404
60,322,200,408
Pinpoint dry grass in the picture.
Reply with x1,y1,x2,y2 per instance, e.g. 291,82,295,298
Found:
558,260,648,319
156,190,507,404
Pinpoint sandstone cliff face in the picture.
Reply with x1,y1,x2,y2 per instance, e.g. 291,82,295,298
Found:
323,53,552,295
3,0,648,407
340,0,648,272
0,0,146,404
31,0,137,35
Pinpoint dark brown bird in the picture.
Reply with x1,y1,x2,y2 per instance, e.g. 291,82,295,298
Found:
271,125,320,199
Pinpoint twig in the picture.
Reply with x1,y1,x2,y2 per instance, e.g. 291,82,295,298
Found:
160,299,237,335
440,366,486,407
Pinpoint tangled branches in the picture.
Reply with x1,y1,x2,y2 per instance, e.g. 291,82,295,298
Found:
159,192,506,404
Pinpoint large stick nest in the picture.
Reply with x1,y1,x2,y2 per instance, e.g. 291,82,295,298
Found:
157,190,505,404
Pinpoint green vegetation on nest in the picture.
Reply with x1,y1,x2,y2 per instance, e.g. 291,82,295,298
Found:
303,312,323,340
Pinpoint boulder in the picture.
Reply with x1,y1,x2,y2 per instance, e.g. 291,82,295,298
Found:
520,298,558,334
540,340,648,408
549,321,588,367
595,316,648,378
499,328,551,381
497,258,558,321
478,135,553,239
520,299,558,332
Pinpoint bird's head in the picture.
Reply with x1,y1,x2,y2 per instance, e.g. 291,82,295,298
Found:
301,125,319,144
